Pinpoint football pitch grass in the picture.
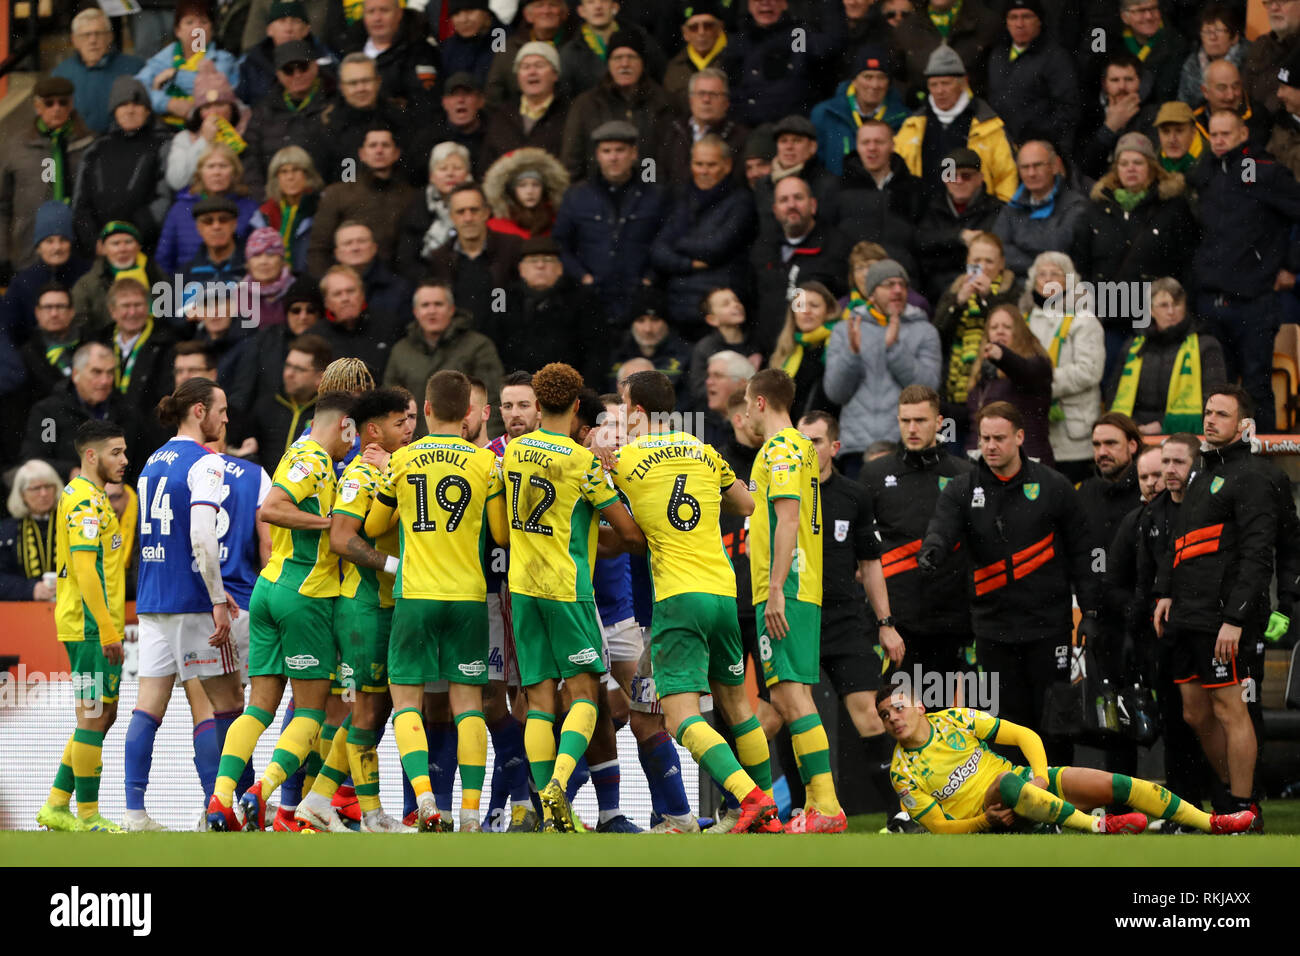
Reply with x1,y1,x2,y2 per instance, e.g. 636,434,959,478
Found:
4,801,1298,867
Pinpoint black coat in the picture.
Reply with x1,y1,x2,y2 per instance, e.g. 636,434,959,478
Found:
915,184,1004,303
71,120,171,257
1101,316,1227,428
479,96,571,171
649,178,756,331
316,311,400,385
339,10,441,111
985,34,1081,154
20,381,142,481
243,83,335,193
834,152,926,278
319,99,411,186
722,12,836,127
750,219,850,352
1075,462,1143,624
1073,170,1198,302
751,156,841,246
482,277,604,384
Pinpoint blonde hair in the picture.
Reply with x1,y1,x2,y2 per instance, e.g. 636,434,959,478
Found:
848,241,888,292
8,460,62,518
191,142,249,196
968,303,1049,392
770,281,837,370
319,358,374,395
265,146,325,201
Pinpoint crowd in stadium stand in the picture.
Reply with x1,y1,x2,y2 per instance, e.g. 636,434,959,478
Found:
2,0,1298,829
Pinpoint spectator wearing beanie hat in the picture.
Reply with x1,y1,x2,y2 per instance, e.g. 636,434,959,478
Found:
134,0,241,126
165,60,251,193
810,45,909,176
894,45,1018,203
823,258,941,476
72,77,172,258
606,285,693,404
52,7,145,135
480,41,573,167
560,29,676,182
440,1,500,88
0,77,94,280
985,0,1081,155
70,220,167,332
0,202,90,344
242,0,334,54
485,0,574,108
560,0,666,99
228,273,325,410
663,1,729,107
242,227,297,329
1271,46,1300,179
237,1,337,108
892,0,1003,98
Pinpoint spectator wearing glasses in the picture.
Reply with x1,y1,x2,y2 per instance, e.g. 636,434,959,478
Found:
1178,4,1250,108
662,68,750,187
321,54,410,184
242,39,335,195
1116,0,1187,102
19,284,82,402
663,1,728,108
156,143,258,277
52,8,145,135
1244,0,1300,118
0,78,94,281
228,275,324,410
0,460,64,601
992,139,1087,276
236,1,337,107
915,147,1004,304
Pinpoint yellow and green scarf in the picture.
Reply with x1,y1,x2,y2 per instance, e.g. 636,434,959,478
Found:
109,251,151,290
1110,333,1202,433
1122,27,1157,61
17,515,55,579
114,317,155,394
36,119,73,203
582,22,617,59
1045,312,1073,421
213,114,246,153
781,323,834,378
164,42,207,128
688,32,727,71
945,275,1001,403
929,0,963,37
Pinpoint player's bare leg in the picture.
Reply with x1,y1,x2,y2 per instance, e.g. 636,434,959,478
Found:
1179,683,1230,782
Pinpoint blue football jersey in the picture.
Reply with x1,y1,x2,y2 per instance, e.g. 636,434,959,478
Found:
218,454,271,610
594,553,635,628
136,437,226,614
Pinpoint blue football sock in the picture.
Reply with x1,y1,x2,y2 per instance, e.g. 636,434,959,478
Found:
566,755,590,801
193,717,219,805
591,759,620,816
641,730,690,818
124,708,160,811
485,748,509,829
488,714,530,802
428,721,456,814
215,709,255,798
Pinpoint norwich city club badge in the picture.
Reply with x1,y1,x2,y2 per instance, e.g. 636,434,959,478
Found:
938,476,950,490
1024,483,1040,501
1211,476,1225,494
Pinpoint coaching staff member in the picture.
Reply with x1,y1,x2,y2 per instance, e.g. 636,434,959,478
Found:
919,400,1101,761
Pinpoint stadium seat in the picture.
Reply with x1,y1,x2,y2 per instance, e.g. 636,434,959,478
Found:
1271,351,1298,433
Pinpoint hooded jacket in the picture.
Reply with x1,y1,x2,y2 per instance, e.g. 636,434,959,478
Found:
822,302,942,454
71,118,173,256
481,147,569,238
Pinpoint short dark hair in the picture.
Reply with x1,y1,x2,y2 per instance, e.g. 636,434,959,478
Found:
314,390,355,420
466,374,488,394
287,333,332,372
898,384,940,412
36,282,71,305
74,419,125,455
173,340,216,368
1163,432,1200,457
1092,411,1143,449
725,385,749,415
976,400,1024,431
1206,383,1254,420
798,409,839,443
574,388,604,430
747,368,795,413
157,376,221,427
350,387,410,429
626,370,675,416
501,370,534,389
426,369,471,422
1105,52,1143,77
449,182,487,205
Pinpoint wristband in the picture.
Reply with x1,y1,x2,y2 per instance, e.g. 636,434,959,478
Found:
876,616,895,629
383,555,399,576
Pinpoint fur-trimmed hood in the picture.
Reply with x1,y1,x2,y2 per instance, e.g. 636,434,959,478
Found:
481,147,569,219
1090,166,1186,203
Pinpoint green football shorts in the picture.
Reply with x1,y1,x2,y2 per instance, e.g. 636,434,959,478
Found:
336,599,393,694
388,598,489,686
511,594,604,687
63,639,122,703
247,577,336,680
650,592,744,698
755,597,821,687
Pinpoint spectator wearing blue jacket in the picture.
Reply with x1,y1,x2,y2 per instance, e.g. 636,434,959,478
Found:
236,1,337,107
810,45,909,176
51,8,145,135
440,0,501,87
134,0,241,128
1,202,90,345
155,143,259,276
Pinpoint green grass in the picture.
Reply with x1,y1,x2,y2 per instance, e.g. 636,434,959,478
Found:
4,802,1298,867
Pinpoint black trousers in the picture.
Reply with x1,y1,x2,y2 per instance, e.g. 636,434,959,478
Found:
976,634,1074,766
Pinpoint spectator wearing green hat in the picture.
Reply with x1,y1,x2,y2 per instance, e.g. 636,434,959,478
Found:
70,221,167,332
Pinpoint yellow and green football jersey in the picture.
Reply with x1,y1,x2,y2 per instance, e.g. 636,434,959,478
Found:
378,434,503,602
749,426,823,606
261,437,340,598
501,428,619,601
55,476,125,643
335,457,399,608
610,430,737,601
889,708,1017,824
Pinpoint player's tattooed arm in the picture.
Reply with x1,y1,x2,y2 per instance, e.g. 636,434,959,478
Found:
343,533,388,571
329,513,387,570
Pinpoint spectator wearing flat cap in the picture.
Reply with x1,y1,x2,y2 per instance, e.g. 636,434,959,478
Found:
561,0,666,98
606,286,693,402
71,221,167,331
337,0,442,112
52,7,145,135
915,146,1004,303
156,142,258,276
1270,46,1300,179
1152,100,1206,175
985,0,1080,156
179,196,249,312
810,45,909,177
242,39,336,194
892,0,1003,98
822,258,942,477
722,0,835,128
484,235,605,383
440,0,501,88
404,72,490,184
663,1,730,108
480,41,573,169
1,202,90,344
236,1,337,108
650,133,756,333
134,0,241,127
164,60,251,193
553,119,668,330
560,29,677,183
71,77,172,259
0,77,94,281
751,114,842,246
894,45,1018,205
660,68,750,188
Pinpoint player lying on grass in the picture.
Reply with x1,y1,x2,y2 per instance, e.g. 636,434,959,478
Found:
876,685,1258,835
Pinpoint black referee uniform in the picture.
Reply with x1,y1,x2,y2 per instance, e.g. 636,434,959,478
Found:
818,467,882,698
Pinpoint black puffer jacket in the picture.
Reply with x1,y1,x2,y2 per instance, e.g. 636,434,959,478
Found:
71,119,172,257
834,151,925,279
1073,168,1198,301
649,178,756,331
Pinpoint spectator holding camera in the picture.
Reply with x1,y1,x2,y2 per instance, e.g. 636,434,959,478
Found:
964,303,1053,465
